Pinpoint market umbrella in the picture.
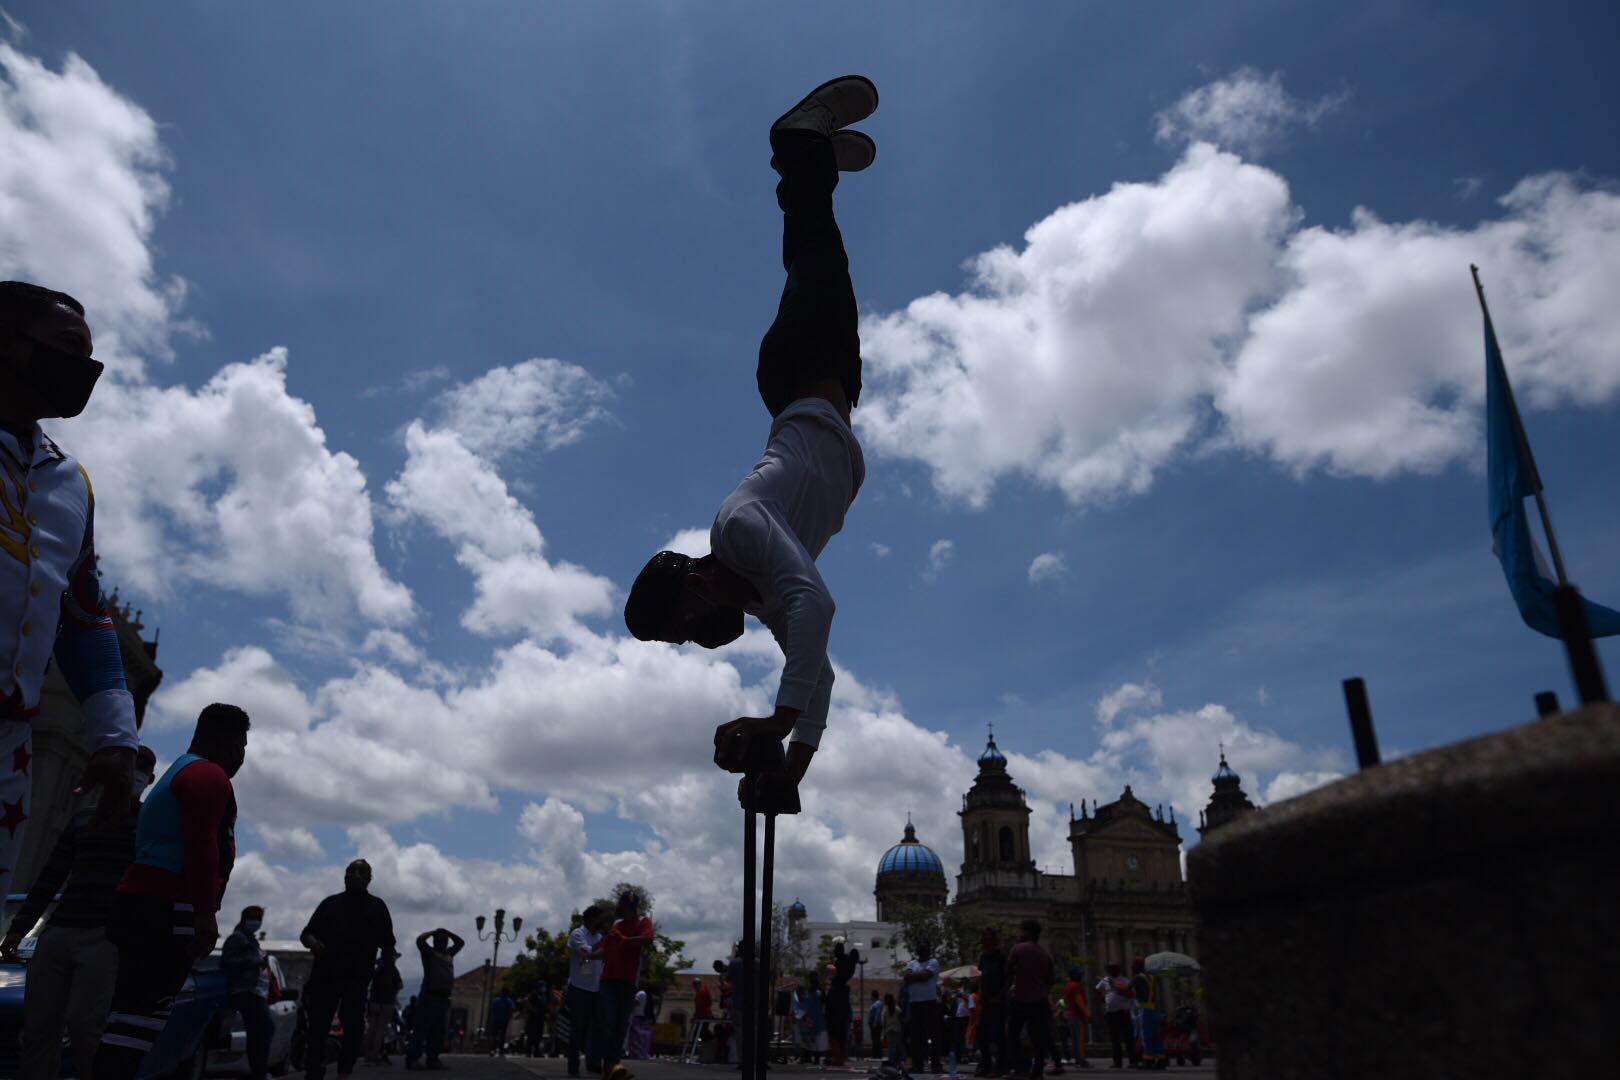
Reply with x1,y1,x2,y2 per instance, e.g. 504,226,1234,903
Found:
1143,952,1200,977
939,964,980,981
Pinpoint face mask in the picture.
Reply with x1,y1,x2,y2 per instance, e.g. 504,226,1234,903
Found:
3,338,104,419
134,771,155,794
242,919,262,934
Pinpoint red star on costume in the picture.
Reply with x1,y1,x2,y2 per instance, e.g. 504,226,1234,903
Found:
11,743,28,775
0,797,25,837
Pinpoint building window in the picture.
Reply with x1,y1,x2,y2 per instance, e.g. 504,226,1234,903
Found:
998,826,1015,863
871,938,882,949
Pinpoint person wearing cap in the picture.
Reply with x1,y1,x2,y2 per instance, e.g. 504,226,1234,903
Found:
623,77,882,806
299,860,397,1080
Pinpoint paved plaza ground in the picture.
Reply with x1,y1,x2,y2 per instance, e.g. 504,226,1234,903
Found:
420,1054,1220,1080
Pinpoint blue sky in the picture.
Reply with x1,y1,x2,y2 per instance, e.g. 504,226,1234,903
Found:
4,1,1618,965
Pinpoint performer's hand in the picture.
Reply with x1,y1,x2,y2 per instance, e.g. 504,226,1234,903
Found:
0,931,22,960
713,714,794,749
76,746,136,828
194,910,220,957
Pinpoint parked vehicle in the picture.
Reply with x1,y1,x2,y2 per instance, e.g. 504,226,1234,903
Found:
202,953,300,1077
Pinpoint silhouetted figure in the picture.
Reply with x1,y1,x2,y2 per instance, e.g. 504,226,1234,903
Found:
366,950,404,1064
1005,920,1057,1079
93,703,250,1080
223,905,274,1080
1095,964,1136,1069
826,940,860,1065
624,77,880,800
904,939,943,1073
301,859,396,1080
565,906,607,1076
489,990,516,1057
407,927,463,1069
0,282,139,916
3,745,155,1080
597,891,654,1080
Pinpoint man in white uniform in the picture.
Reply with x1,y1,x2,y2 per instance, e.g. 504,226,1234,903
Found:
0,281,138,896
624,76,880,796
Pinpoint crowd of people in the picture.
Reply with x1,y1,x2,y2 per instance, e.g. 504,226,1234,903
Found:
770,921,1189,1075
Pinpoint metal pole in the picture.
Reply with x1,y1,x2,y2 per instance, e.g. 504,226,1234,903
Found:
757,810,776,1080
741,797,758,1080
1554,585,1612,704
1342,677,1381,769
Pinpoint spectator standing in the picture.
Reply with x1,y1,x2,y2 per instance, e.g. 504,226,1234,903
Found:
867,991,884,1061
902,940,943,1073
952,987,971,1065
222,906,274,1080
826,941,860,1065
406,928,464,1070
93,703,249,1080
300,860,396,1080
565,906,607,1077
523,986,548,1057
625,990,654,1060
975,928,1008,1078
597,891,654,1080
1094,964,1135,1070
1062,967,1091,1069
365,951,404,1064
1128,958,1163,1070
489,990,517,1057
0,282,140,920
884,992,905,1068
3,746,155,1080
1004,920,1056,1080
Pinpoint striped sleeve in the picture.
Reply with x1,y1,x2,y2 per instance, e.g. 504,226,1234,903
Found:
53,467,137,752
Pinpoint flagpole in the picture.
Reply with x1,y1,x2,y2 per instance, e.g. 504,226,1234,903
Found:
1470,264,1569,587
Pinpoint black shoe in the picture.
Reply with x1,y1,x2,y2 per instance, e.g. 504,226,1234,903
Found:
772,75,878,139
772,130,876,176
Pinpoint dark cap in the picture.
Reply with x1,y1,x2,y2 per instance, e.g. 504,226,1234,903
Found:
625,550,693,642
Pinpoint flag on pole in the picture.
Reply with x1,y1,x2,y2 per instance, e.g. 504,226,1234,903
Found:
1484,314,1620,639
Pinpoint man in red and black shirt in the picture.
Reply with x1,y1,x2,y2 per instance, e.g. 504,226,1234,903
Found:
597,891,654,1080
93,703,250,1080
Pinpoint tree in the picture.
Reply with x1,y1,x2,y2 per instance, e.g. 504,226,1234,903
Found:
887,902,1008,972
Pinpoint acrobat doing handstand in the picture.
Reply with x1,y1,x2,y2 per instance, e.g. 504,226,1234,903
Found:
625,75,879,806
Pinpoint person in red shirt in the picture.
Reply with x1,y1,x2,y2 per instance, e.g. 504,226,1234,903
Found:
597,891,655,1080
1062,966,1092,1069
93,703,250,1080
694,977,714,1020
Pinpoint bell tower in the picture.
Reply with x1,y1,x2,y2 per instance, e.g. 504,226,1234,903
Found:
959,725,1034,876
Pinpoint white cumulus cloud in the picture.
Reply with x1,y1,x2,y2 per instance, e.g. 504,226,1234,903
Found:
1027,552,1067,585
923,538,956,581
1155,67,1345,157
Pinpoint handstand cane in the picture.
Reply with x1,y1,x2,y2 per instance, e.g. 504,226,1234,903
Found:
717,734,800,1080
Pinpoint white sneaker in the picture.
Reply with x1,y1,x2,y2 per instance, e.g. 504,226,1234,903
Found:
772,75,879,138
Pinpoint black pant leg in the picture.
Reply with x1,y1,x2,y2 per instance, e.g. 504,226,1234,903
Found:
93,896,197,1080
757,130,861,417
303,982,340,1080
336,982,367,1074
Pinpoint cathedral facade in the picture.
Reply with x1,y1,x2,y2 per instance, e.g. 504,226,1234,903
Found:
945,731,1256,969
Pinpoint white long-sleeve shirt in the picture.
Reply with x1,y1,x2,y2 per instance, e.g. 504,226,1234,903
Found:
710,398,864,749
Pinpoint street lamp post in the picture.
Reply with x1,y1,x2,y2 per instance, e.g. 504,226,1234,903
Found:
476,908,523,1054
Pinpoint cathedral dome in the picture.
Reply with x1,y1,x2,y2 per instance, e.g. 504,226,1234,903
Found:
1212,751,1241,784
877,822,945,877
